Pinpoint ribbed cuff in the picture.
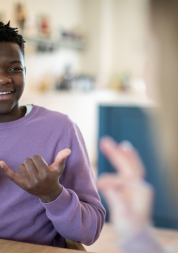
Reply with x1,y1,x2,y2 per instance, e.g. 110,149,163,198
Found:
40,186,75,216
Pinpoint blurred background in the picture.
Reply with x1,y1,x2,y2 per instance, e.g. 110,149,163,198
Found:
0,0,150,169
1,0,178,252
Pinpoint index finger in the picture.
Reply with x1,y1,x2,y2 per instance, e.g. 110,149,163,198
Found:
0,161,22,186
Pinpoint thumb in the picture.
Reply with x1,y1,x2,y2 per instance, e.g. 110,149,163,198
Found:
48,148,71,173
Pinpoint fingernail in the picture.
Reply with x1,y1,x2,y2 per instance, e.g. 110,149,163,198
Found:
120,141,133,151
0,163,4,169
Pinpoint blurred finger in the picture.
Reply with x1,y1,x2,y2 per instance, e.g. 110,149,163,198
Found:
97,173,123,190
120,141,145,178
100,137,144,180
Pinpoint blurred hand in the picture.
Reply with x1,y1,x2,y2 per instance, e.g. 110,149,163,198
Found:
0,149,71,203
97,137,153,237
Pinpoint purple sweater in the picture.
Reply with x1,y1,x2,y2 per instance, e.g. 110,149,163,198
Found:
0,105,105,247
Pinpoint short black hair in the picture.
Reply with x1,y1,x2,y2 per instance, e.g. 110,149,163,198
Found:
0,21,25,55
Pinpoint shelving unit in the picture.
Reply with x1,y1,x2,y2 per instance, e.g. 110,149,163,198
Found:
23,34,87,51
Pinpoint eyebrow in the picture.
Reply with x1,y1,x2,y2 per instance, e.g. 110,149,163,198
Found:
9,61,22,64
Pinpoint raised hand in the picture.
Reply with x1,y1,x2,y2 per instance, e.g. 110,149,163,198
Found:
0,149,71,203
97,137,153,237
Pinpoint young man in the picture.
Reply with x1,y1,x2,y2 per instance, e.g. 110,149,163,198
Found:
0,21,105,247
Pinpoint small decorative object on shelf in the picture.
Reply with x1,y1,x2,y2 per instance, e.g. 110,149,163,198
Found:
55,65,74,90
73,75,95,92
59,27,86,50
119,73,131,91
55,65,95,92
38,74,53,92
108,73,131,92
15,3,26,31
38,15,51,37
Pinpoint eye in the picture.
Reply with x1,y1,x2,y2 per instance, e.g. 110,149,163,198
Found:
8,67,23,72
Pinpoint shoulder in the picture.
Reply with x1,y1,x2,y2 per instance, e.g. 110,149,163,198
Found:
31,105,74,130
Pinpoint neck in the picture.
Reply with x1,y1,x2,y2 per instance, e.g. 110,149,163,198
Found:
0,104,26,123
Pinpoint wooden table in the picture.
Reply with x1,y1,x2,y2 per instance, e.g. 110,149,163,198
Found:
1,224,178,253
0,239,93,253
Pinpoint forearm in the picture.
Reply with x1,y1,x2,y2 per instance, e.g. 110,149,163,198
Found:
41,187,105,245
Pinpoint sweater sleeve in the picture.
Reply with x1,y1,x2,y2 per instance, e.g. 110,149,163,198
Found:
41,122,106,245
119,226,165,253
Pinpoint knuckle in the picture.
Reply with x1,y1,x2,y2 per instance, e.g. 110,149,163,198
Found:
26,181,36,190
18,164,25,172
32,177,39,185
26,185,33,191
23,182,30,191
40,172,48,180
29,183,36,189
18,164,24,169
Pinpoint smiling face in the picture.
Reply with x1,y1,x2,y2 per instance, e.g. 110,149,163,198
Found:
0,42,25,122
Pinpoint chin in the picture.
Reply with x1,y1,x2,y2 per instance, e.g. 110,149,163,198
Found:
0,105,16,115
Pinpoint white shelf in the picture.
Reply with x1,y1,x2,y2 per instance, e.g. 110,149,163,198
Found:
23,34,86,51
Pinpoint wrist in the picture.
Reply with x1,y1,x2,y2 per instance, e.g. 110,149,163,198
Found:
40,184,63,203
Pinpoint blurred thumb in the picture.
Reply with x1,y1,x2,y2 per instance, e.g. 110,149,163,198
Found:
48,149,71,173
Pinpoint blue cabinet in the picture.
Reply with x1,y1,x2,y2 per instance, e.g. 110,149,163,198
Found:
98,105,178,228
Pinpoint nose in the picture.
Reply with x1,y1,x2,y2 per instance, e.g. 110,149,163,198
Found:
0,74,12,85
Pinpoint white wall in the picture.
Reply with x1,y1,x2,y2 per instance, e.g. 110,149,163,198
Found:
97,0,115,88
113,0,148,78
81,0,148,86
79,0,101,77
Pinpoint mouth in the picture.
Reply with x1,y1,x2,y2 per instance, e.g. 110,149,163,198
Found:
0,91,15,101
0,91,14,95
